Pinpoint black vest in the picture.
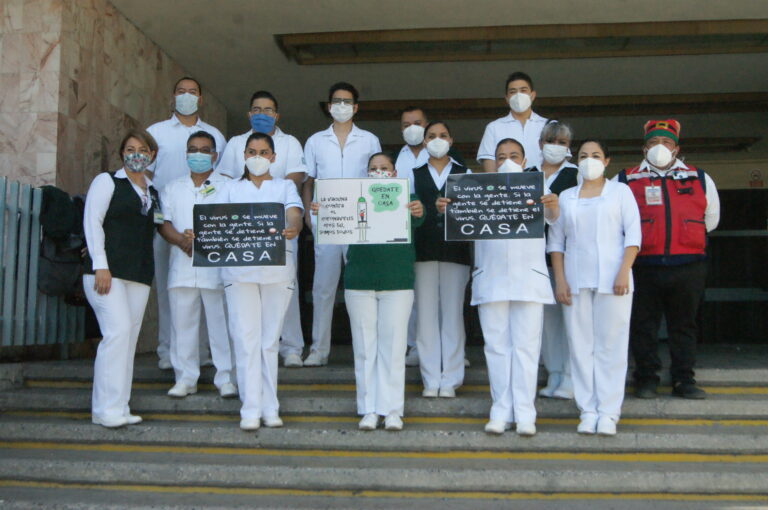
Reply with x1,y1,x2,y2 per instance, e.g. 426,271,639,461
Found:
84,173,158,286
413,162,471,266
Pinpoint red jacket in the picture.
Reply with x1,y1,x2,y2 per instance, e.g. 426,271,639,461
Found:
618,163,707,264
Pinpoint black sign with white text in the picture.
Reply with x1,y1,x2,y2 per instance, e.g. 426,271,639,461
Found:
193,203,285,267
445,172,544,241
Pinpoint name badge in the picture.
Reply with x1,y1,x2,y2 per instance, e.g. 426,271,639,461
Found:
645,186,663,205
200,185,215,196
153,209,165,225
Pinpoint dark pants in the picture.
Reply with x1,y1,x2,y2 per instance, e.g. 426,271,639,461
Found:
630,261,707,386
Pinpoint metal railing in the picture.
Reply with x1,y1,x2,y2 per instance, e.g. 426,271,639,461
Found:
0,176,84,357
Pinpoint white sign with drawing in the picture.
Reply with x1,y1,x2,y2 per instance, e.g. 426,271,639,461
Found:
315,178,411,245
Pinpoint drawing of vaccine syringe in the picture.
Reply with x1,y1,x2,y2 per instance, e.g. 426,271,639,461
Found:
357,183,368,242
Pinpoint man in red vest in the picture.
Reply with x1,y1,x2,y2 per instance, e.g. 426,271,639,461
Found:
617,120,720,399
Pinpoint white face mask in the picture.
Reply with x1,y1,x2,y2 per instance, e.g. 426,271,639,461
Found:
403,124,425,146
245,155,271,176
542,144,569,165
175,93,199,116
425,137,450,159
578,158,605,181
508,92,532,113
498,159,523,173
646,144,675,168
330,103,354,123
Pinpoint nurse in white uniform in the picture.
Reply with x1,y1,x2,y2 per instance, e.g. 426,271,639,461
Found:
548,140,641,436
221,132,304,431
437,138,560,437
158,131,236,399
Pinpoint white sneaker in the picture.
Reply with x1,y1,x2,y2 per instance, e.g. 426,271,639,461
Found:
167,383,197,398
384,413,403,431
262,415,284,428
240,418,260,431
438,387,456,398
219,382,238,398
538,372,562,398
358,413,379,431
405,347,419,367
516,422,537,436
553,374,574,400
597,416,617,436
158,359,172,370
577,415,598,435
125,414,143,425
422,388,439,398
283,353,303,368
484,420,509,435
92,415,128,428
464,358,470,368
303,351,328,367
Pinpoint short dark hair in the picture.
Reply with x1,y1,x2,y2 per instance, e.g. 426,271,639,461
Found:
367,152,395,167
400,106,426,118
173,76,202,95
578,139,610,158
249,90,279,112
119,129,159,162
187,130,216,151
505,71,534,92
495,138,525,157
424,121,451,137
328,82,359,103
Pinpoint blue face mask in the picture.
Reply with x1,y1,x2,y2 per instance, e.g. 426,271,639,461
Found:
187,153,213,174
249,113,275,134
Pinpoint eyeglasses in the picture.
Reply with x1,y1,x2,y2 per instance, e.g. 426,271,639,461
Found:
250,107,276,115
330,98,354,106
187,147,214,154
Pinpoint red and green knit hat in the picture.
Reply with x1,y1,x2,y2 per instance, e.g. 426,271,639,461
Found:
644,119,681,144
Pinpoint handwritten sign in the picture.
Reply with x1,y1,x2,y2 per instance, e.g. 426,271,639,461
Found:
315,178,411,245
445,172,544,241
193,203,285,267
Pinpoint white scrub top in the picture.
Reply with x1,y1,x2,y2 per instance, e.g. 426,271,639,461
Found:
394,145,428,189
476,111,548,170
217,127,307,181
304,124,381,179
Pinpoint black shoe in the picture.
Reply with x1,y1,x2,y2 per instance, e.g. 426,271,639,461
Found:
672,382,706,399
634,380,658,399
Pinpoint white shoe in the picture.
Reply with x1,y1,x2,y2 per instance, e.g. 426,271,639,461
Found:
577,415,598,435
405,347,419,367
597,416,617,436
240,418,260,431
303,351,328,367
552,374,574,400
92,415,128,428
358,413,379,431
422,388,439,398
262,415,284,428
158,359,172,370
484,420,509,435
218,382,238,398
464,358,470,368
200,358,214,367
125,414,143,425
438,387,456,398
516,422,537,436
538,372,562,398
283,353,303,368
384,413,403,431
167,383,197,398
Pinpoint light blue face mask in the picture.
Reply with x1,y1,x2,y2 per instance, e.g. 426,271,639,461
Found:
175,93,199,115
187,153,213,174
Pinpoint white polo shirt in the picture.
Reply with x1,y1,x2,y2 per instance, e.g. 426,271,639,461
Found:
146,114,227,191
476,111,548,170
304,124,381,180
220,178,303,285
394,145,428,189
161,172,231,290
217,127,307,180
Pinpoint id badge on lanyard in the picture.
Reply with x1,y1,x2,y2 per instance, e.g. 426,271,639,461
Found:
645,185,663,206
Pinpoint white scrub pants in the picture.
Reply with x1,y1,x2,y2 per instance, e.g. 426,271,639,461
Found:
225,281,292,421
154,235,172,362
84,275,150,421
279,239,304,357
541,267,570,378
345,289,413,417
309,244,346,359
479,301,543,424
169,287,234,388
563,290,632,421
414,261,469,391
